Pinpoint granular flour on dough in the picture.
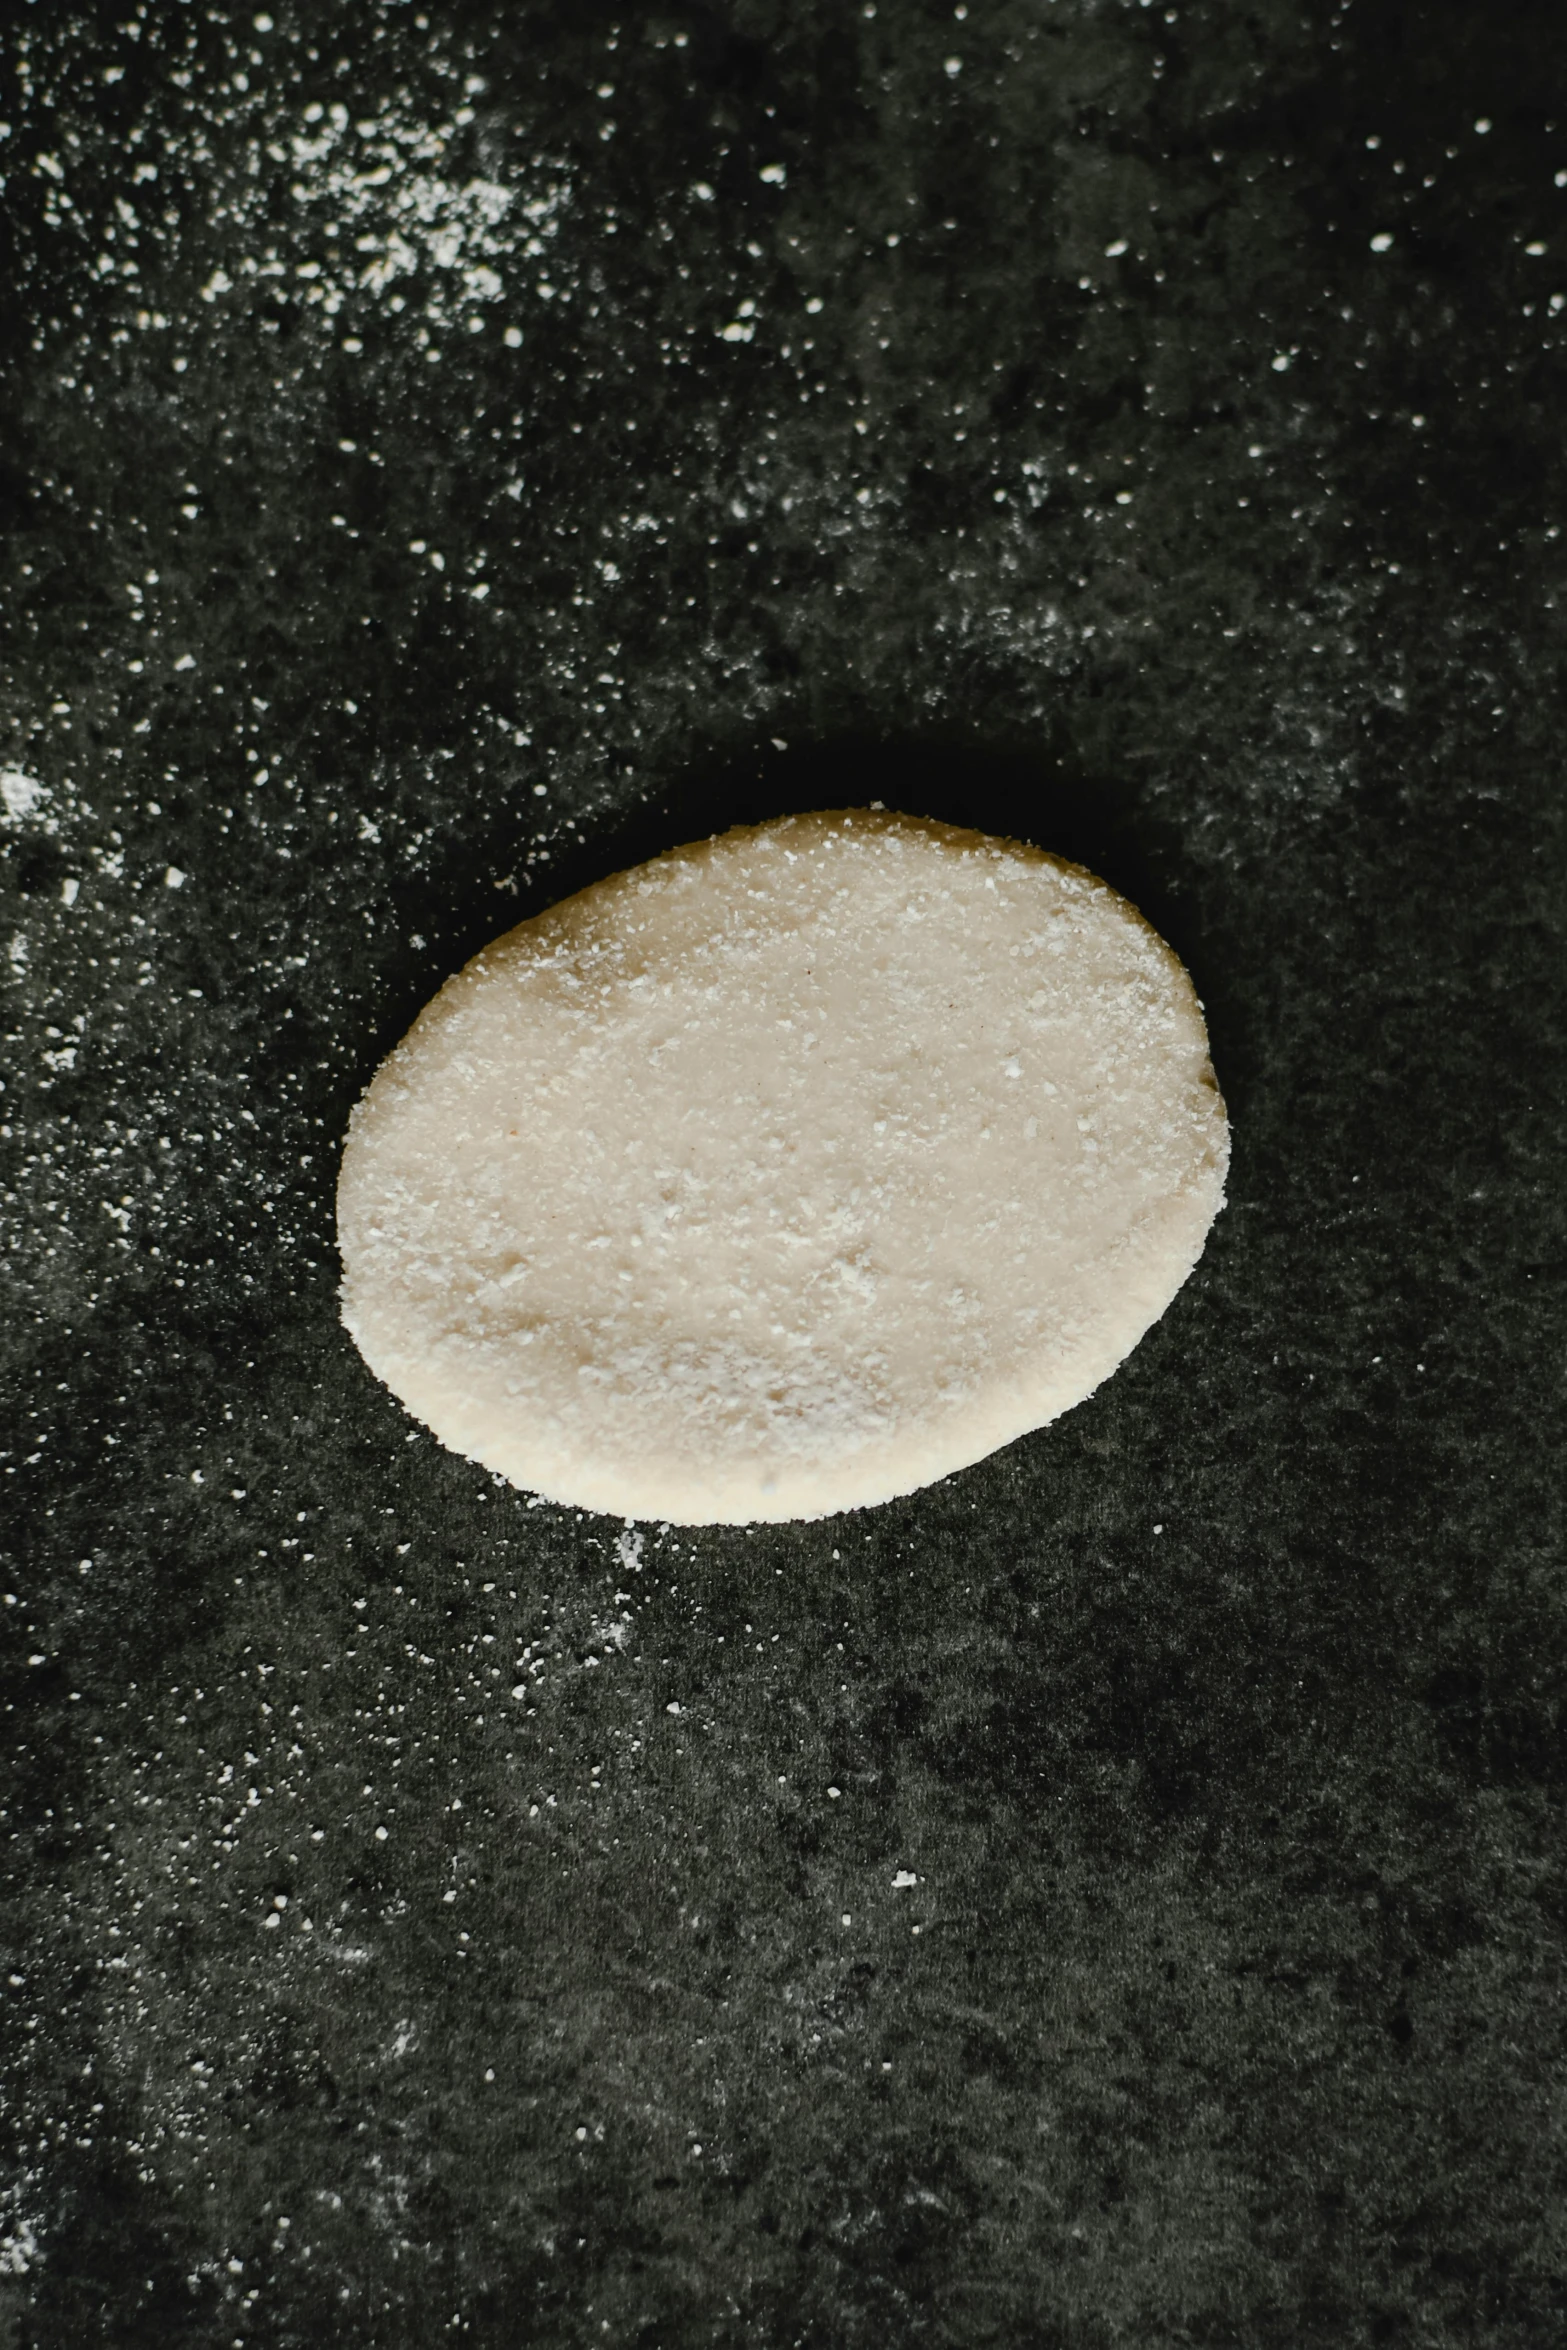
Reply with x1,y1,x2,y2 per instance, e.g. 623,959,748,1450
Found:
337,809,1228,1522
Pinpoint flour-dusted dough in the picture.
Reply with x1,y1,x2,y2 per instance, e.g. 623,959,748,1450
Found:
337,810,1228,1523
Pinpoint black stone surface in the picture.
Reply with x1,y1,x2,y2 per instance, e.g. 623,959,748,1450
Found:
3,2,1565,2344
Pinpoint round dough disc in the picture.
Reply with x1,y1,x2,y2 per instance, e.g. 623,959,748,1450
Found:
337,809,1228,1523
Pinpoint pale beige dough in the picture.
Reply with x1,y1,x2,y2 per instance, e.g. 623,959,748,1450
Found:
337,809,1228,1523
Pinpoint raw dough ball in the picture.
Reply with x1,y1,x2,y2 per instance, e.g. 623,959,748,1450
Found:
337,809,1228,1523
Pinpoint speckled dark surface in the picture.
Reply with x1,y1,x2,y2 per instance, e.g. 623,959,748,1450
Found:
3,2,1566,2345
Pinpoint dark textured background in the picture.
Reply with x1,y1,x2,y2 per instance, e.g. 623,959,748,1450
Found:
3,1,1566,2344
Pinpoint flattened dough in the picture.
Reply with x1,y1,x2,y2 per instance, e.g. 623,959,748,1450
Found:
337,809,1228,1522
